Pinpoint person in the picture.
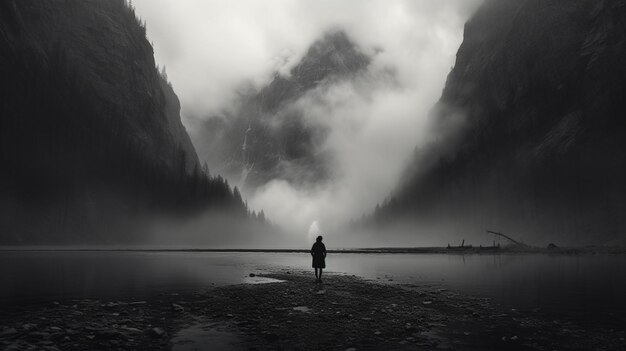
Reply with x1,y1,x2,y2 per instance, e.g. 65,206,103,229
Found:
311,235,326,282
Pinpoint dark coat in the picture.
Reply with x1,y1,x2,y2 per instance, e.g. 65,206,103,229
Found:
311,242,326,268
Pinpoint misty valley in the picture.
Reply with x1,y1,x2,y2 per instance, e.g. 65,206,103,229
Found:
2,0,626,350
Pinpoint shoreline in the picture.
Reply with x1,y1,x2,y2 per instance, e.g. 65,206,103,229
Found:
1,246,625,255
1,270,623,350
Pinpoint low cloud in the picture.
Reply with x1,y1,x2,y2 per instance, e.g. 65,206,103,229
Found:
133,0,482,241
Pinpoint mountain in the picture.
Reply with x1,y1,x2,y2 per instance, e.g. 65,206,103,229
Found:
371,0,626,245
0,0,253,244
195,30,370,190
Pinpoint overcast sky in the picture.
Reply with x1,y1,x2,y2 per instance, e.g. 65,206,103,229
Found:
133,0,482,241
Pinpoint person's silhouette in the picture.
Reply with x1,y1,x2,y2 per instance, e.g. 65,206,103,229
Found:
311,235,326,282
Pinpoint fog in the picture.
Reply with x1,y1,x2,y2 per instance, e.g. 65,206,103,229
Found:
133,0,483,243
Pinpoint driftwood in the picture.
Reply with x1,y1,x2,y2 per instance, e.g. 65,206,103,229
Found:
486,230,529,247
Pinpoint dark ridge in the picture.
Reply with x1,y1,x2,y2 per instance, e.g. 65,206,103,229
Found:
368,0,626,246
0,0,258,244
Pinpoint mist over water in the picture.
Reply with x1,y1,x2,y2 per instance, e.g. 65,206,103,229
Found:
133,0,483,242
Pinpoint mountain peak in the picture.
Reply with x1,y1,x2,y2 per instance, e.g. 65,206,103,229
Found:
197,29,372,190
291,29,370,85
260,30,370,113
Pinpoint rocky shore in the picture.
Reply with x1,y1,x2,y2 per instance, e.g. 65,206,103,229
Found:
1,270,623,350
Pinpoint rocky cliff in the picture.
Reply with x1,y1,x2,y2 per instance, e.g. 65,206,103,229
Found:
0,0,248,244
373,0,626,245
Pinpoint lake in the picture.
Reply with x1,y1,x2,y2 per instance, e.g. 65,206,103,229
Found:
1,251,625,328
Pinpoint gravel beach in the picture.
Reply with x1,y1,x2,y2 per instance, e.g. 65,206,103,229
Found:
1,270,623,350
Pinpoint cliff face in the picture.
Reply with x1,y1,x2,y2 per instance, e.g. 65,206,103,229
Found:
196,30,370,189
1,0,198,171
0,0,245,244
375,0,626,245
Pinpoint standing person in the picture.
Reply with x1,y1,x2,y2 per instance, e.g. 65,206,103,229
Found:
311,235,326,283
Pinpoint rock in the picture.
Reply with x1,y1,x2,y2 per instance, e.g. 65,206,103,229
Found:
95,329,125,340
422,301,433,305
121,327,142,334
172,303,185,312
27,331,51,340
0,328,18,337
22,323,37,331
344,348,357,351
104,302,119,309
5,341,35,351
249,273,256,277
149,327,166,339
264,333,279,342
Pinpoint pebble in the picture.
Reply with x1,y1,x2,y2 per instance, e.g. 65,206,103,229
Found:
149,327,166,338
104,302,119,309
22,323,37,331
0,328,18,337
264,332,279,342
27,331,50,340
172,304,185,312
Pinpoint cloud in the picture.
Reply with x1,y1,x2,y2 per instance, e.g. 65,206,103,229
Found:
133,0,480,116
133,0,482,241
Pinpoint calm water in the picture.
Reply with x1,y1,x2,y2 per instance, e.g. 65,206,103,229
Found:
1,251,625,327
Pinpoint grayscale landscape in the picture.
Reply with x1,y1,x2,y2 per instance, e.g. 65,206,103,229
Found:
1,0,625,349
